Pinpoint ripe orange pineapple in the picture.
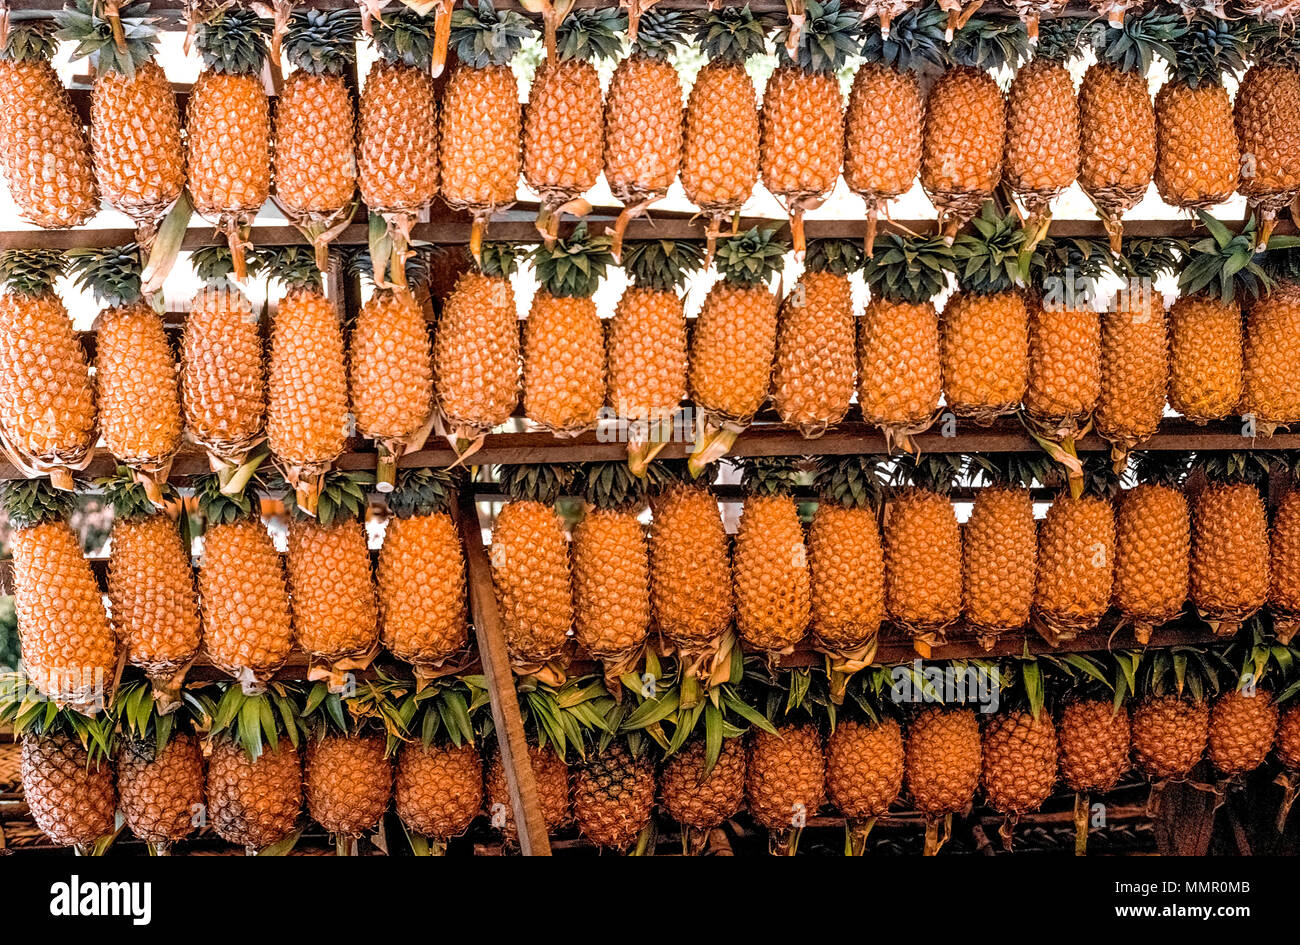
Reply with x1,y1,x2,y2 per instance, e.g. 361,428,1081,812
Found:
1209,686,1279,776
486,742,571,843
1189,454,1270,635
1234,30,1300,244
56,0,184,241
826,716,904,854
906,706,981,855
378,468,469,680
982,703,1058,826
573,740,655,852
1242,279,1300,433
523,226,613,435
1131,650,1213,781
964,456,1042,650
186,4,272,280
661,737,746,853
733,459,811,655
0,251,96,489
0,18,98,228
1271,472,1300,643
773,239,860,435
747,724,826,855
397,740,484,853
1034,461,1116,645
1114,453,1190,645
1059,698,1130,794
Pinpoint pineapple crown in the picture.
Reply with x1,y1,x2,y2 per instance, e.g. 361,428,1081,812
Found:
758,665,835,726
736,456,804,497
191,244,261,285
1046,452,1122,498
0,17,57,63
863,234,954,304
294,471,372,526
627,8,692,59
0,249,65,297
0,675,114,758
350,246,432,291
449,0,533,69
301,676,410,750
387,466,460,517
282,7,360,75
1177,211,1285,304
813,455,886,509
208,683,304,761
96,466,172,522
967,452,1050,489
369,5,437,68
1193,451,1275,488
990,658,1051,719
890,452,964,494
579,461,648,511
553,6,625,64
858,2,946,72
190,3,271,76
509,675,619,761
770,0,861,74
192,456,269,526
1027,236,1110,297
1114,236,1185,281
66,244,146,309
496,463,575,505
112,678,211,755
1032,14,1088,64
1085,10,1181,75
1137,647,1225,703
644,457,713,492
399,676,489,750
56,0,161,78
946,15,1029,72
1167,15,1247,89
950,203,1030,295
1245,21,1300,68
1129,450,1191,488
714,227,787,289
258,245,324,292
693,4,767,64
475,242,519,279
530,224,615,299
0,477,77,529
621,239,703,292
803,238,862,276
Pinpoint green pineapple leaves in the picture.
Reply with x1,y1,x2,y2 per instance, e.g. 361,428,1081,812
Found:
56,0,161,79
530,224,615,298
450,0,534,69
714,227,787,288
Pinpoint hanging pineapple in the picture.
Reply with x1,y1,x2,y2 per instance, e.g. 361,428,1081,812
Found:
185,2,272,281
1058,655,1132,855
1235,25,1300,246
0,251,96,490
964,455,1043,651
773,238,861,436
272,7,360,271
1114,452,1190,645
981,661,1059,849
524,225,614,436
1272,454,1300,644
747,721,826,856
760,0,859,258
906,703,981,855
607,239,701,473
687,227,786,473
573,736,656,853
681,5,765,261
56,0,185,244
1243,249,1300,434
824,672,904,854
1189,453,1271,636
1131,648,1213,782
0,15,98,228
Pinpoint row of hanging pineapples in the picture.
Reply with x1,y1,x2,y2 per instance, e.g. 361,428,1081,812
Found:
5,0,1300,264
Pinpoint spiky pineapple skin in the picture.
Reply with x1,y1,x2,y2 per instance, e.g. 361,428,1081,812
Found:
523,59,603,203
963,486,1037,640
91,60,186,222
734,495,811,652
1271,490,1300,625
1168,296,1242,422
572,507,651,664
607,286,687,424
1234,65,1300,209
920,67,1004,226
1115,484,1189,639
605,54,682,203
1025,300,1101,425
207,739,302,850
117,734,204,845
1058,700,1130,792
884,489,962,640
22,734,116,848
1276,704,1300,770
682,60,759,213
1208,690,1278,776
305,735,392,838
349,289,434,441
773,271,855,432
649,482,733,650
843,64,922,207
378,511,469,671
746,725,826,831
435,272,520,434
826,718,904,821
486,743,570,839
809,503,884,652
182,285,266,455
441,63,521,212
267,286,348,469
95,301,183,465
689,283,778,422
981,711,1058,815
858,299,942,429
395,741,483,840
491,499,572,665
1078,64,1155,219
940,291,1029,419
573,744,656,850
1243,282,1300,426
1004,58,1079,207
1034,495,1115,637
906,707,981,817
1131,696,1208,780
523,293,605,433
1191,483,1269,625
1097,295,1168,449
287,518,379,665
358,62,439,212
273,72,357,214
760,66,843,207
186,73,270,214
1155,82,1238,208
660,738,746,830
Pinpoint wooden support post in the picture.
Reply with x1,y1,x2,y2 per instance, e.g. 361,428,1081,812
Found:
454,489,552,856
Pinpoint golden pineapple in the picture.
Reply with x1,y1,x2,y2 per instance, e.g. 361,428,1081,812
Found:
1169,298,1242,423
0,19,98,228
2,479,117,711
1034,464,1116,645
1276,704,1300,771
1234,53,1300,243
1059,699,1131,793
1190,455,1270,635
826,717,903,853
378,468,469,680
906,707,981,855
746,724,826,854
1209,688,1278,776
1243,280,1300,432
1271,485,1300,643
306,734,392,845
733,459,811,654
486,742,571,841
0,251,96,489
773,240,859,435
964,456,1041,649
573,741,656,851
982,708,1057,821
1115,454,1190,645
523,226,612,435
1132,695,1208,780
185,5,272,280
660,737,746,845
397,740,483,848
22,731,117,850
1024,300,1101,435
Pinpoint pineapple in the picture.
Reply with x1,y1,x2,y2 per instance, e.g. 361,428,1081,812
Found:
982,708,1058,821
760,0,858,256
523,7,623,241
0,250,96,489
185,3,272,281
733,459,811,655
1,479,117,711
1059,700,1131,793
195,471,294,691
773,239,860,435
572,463,652,680
441,1,532,258
348,253,435,491
573,740,656,852
883,454,964,656
607,239,702,472
206,685,303,854
181,247,266,482
808,457,886,685
940,204,1029,422
0,17,98,228
687,227,786,471
681,6,765,260
1277,703,1300,771
1154,16,1244,210
826,716,904,854
1132,653,1212,781
55,0,185,242
858,234,950,452
272,8,360,270
491,464,574,671
285,473,380,689
524,225,612,435
262,246,349,514
746,724,826,855
920,17,1024,239
964,455,1042,650
434,244,521,451
1077,14,1170,251
1209,686,1279,776
604,10,688,259
906,706,981,855
378,468,469,682
486,742,571,843
1189,453,1270,635
1234,27,1300,244
100,473,201,703
660,737,746,852
1114,453,1190,645
1033,459,1117,645
69,244,181,495
1271,464,1300,643
1243,278,1300,433
845,5,944,252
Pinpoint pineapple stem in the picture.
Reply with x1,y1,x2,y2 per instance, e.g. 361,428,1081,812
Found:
47,467,76,492
431,1,452,77
845,819,875,856
470,214,488,266
375,444,400,493
688,424,740,477
922,815,952,856
335,835,352,856
1074,792,1091,856
429,839,449,856
630,820,657,856
218,451,267,497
